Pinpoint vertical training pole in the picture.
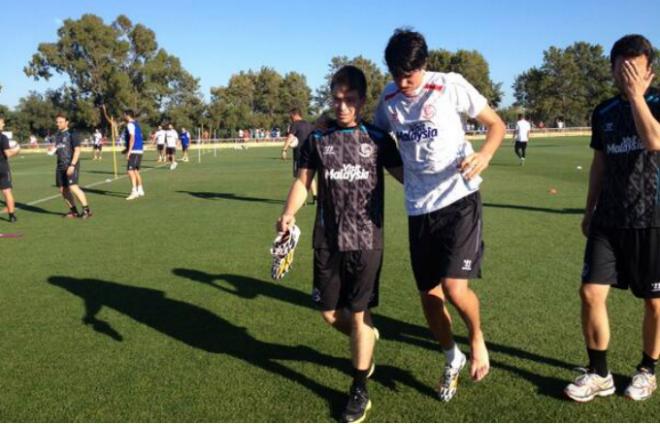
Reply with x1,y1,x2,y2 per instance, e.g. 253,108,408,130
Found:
197,127,201,164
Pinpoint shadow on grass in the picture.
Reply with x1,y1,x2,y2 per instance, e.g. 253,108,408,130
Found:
172,268,593,401
177,191,284,204
49,275,417,419
84,187,127,198
483,202,584,215
1,202,62,216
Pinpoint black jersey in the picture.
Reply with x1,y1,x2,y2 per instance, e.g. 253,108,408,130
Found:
289,119,314,161
591,89,660,229
0,134,10,173
54,129,80,170
298,121,403,251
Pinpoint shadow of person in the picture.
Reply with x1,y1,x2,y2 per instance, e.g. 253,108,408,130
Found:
176,191,284,205
483,202,584,215
171,268,593,400
47,275,348,418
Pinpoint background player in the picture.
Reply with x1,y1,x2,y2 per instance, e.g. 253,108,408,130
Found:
513,114,531,165
123,109,145,200
180,127,191,162
0,116,20,222
282,108,317,203
91,128,103,160
165,123,178,170
53,113,92,218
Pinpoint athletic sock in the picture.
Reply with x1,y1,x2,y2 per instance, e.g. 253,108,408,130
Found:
352,368,369,391
8,212,15,218
587,348,609,377
82,205,90,213
443,343,464,368
70,206,79,215
638,352,658,374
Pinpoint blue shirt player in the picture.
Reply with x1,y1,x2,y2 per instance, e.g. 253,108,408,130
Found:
123,109,145,200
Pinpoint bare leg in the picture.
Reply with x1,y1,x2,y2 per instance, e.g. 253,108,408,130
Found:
420,284,455,349
643,298,660,358
442,278,489,381
580,284,611,351
2,189,15,214
60,187,76,208
350,311,376,371
69,185,88,207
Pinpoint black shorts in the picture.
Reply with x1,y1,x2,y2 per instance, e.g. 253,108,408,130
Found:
409,192,484,292
55,164,80,188
0,170,12,190
93,145,102,151
166,147,176,155
312,249,382,312
582,225,660,299
127,154,142,171
157,144,165,152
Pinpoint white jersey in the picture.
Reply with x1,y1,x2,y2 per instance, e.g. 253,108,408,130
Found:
93,131,102,145
165,129,178,148
515,119,531,142
155,129,166,145
375,71,488,216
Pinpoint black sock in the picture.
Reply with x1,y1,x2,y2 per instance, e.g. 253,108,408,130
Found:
638,352,658,374
8,212,15,218
352,368,369,391
70,206,79,214
587,348,609,377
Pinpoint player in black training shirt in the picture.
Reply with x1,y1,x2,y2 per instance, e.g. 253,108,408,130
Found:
0,116,20,222
276,66,403,423
565,35,660,403
282,108,318,203
53,113,92,219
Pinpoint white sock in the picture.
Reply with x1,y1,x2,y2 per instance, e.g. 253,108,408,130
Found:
137,185,144,193
443,344,465,368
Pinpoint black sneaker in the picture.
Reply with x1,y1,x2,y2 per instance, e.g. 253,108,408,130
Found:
8,214,17,223
341,385,371,423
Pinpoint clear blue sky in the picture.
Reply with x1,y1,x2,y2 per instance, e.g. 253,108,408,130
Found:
0,0,658,109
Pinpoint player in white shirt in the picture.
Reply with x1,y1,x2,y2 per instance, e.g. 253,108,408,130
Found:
375,29,505,402
154,126,166,162
165,123,179,170
513,114,531,165
92,129,103,160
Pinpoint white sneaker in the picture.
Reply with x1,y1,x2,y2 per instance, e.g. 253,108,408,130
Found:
437,352,467,402
170,162,178,170
564,368,615,402
625,369,657,401
126,191,139,201
137,187,145,197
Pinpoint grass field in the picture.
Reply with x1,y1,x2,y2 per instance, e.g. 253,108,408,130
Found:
0,137,657,422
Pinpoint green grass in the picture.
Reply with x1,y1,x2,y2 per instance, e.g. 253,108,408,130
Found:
0,138,656,422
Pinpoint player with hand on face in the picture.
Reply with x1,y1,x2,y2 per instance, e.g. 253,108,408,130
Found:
566,34,660,403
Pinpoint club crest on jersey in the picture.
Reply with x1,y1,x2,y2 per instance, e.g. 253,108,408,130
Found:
423,104,436,120
358,143,374,158
604,122,614,132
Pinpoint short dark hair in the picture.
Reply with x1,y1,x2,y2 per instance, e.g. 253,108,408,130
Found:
518,114,524,120
385,28,428,78
330,65,367,99
289,107,302,116
55,112,68,120
123,109,135,118
610,34,655,68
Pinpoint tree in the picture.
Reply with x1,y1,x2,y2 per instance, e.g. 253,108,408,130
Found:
427,49,503,107
513,42,617,126
314,56,389,121
25,14,201,138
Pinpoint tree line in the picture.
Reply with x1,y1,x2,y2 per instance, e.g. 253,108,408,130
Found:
0,14,657,140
